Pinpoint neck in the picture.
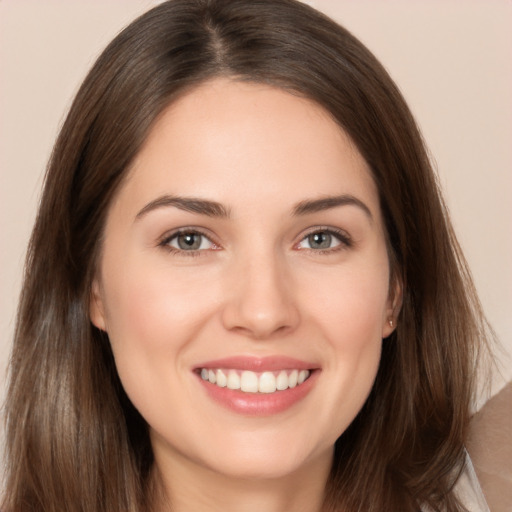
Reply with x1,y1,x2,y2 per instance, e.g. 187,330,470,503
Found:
151,446,332,512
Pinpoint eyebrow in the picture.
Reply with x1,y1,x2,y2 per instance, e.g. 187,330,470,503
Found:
135,195,230,220
292,194,373,221
135,193,372,222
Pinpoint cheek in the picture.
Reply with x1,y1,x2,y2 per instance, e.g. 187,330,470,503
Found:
99,259,221,406
103,260,216,348
298,259,388,427
325,271,387,378
304,256,390,343
98,262,221,430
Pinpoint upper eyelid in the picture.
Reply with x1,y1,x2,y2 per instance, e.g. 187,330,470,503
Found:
157,225,352,249
158,229,220,258
294,226,353,250
298,226,351,241
159,227,217,244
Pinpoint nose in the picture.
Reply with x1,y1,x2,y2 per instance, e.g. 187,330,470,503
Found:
221,253,300,339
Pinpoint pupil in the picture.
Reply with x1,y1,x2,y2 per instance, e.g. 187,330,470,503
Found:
309,232,331,249
178,233,201,250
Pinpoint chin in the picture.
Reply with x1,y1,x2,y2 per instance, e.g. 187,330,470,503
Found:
197,434,333,482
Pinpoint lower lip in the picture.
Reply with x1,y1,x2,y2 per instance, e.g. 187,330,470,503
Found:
197,371,318,416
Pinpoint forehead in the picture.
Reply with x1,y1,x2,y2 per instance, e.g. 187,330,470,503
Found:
118,78,379,217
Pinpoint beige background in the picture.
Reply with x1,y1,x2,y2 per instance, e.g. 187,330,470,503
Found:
1,0,511,413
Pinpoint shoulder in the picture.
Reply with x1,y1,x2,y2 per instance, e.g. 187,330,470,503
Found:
419,451,490,512
466,381,512,512
451,451,490,512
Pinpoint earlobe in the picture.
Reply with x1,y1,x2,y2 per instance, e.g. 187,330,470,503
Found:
382,316,396,339
382,276,403,339
89,278,107,331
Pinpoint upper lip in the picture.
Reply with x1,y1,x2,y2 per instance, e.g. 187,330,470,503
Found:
194,355,318,372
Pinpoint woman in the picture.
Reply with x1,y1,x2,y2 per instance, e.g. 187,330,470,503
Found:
2,0,493,510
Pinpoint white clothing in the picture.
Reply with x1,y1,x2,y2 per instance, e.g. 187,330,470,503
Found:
421,451,489,512
453,452,490,512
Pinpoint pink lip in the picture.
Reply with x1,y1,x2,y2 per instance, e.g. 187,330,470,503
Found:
194,356,320,416
194,355,317,372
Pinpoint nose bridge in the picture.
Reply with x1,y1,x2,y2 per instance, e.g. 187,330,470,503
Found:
221,245,299,338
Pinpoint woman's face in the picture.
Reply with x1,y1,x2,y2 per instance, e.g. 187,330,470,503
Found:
91,78,397,482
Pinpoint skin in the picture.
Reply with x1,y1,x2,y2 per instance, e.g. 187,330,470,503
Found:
90,78,400,512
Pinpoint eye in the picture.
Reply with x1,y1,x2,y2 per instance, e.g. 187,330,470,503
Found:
161,230,216,252
296,229,351,251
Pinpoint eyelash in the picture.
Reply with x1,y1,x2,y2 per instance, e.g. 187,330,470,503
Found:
295,227,353,254
158,228,218,257
158,227,352,257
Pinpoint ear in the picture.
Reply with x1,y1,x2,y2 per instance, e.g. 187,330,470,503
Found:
382,275,403,339
89,278,107,331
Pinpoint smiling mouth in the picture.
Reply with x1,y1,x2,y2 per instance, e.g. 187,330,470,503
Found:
199,368,311,394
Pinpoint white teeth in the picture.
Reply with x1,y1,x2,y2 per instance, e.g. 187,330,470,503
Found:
200,368,310,393
216,369,227,387
240,371,259,392
288,369,298,388
226,370,241,390
258,372,277,393
276,370,288,391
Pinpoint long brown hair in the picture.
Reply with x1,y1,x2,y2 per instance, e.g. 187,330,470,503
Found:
2,1,492,510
